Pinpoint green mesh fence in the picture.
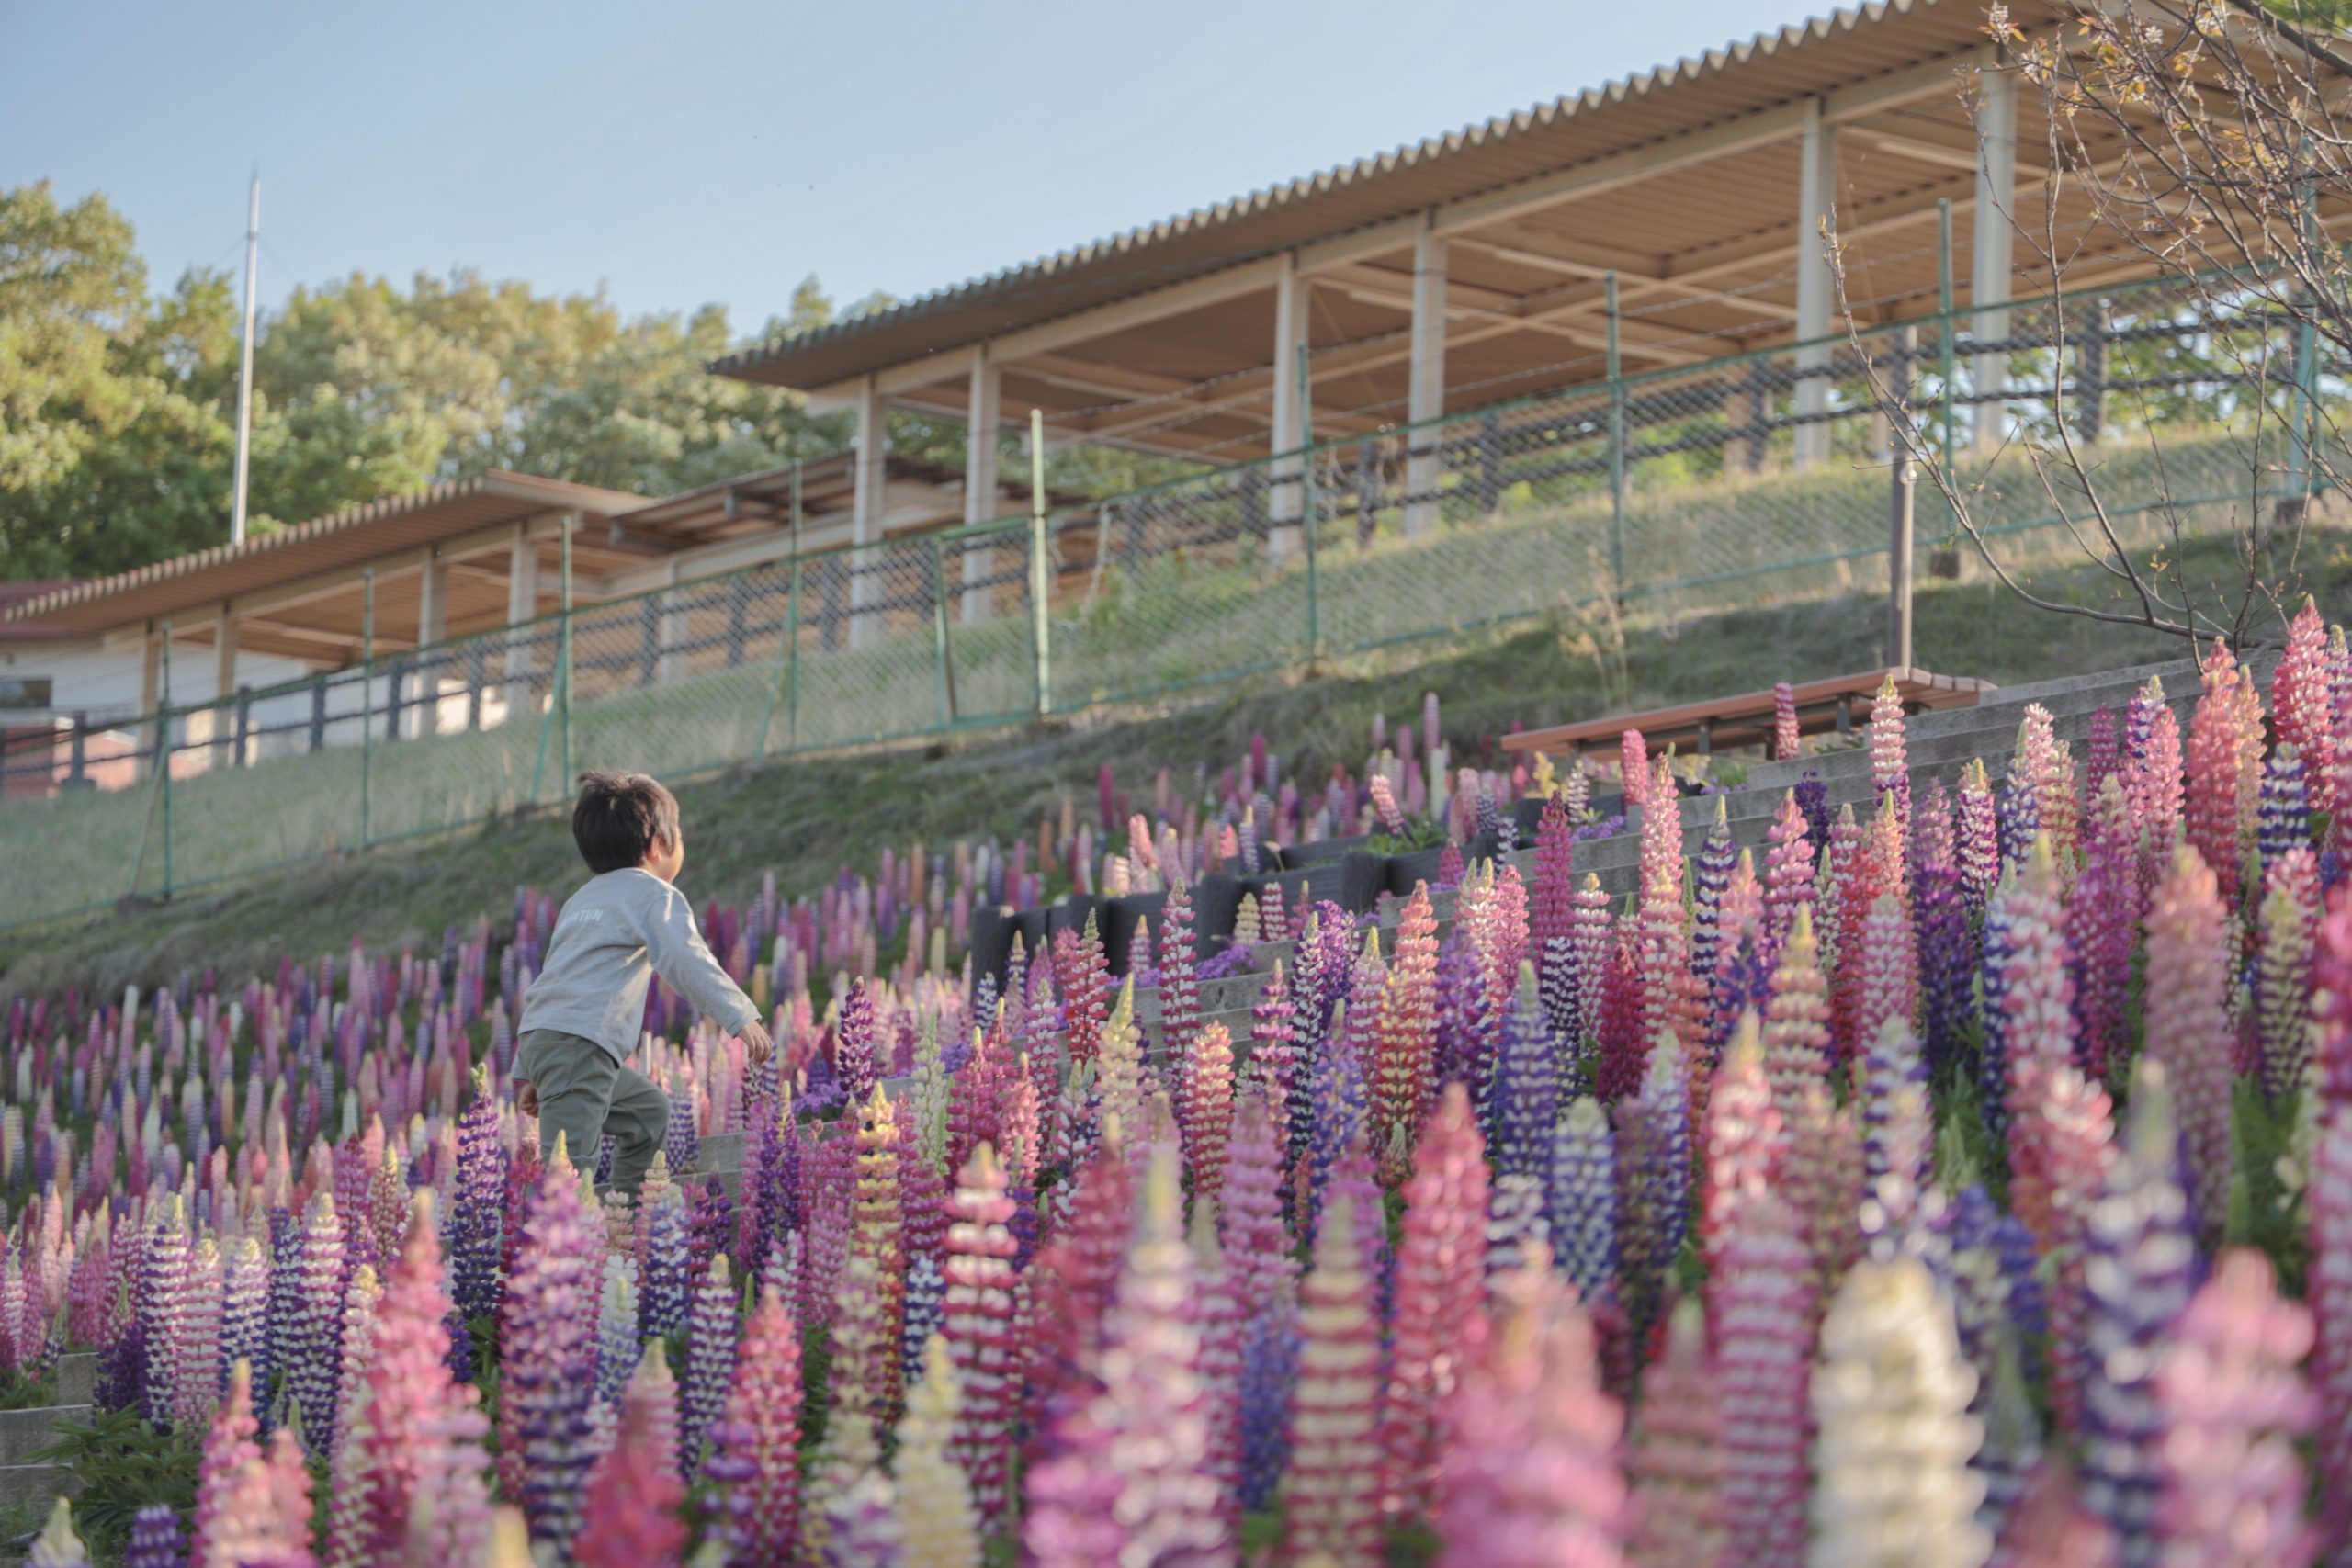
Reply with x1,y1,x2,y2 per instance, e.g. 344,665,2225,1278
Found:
0,269,2320,930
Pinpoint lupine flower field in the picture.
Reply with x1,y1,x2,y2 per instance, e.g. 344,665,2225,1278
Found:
13,608,2352,1564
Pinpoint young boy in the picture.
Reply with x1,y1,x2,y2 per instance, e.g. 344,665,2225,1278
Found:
516,770,771,1196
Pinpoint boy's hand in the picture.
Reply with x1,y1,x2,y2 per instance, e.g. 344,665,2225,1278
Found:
740,1021,774,1066
517,1080,539,1118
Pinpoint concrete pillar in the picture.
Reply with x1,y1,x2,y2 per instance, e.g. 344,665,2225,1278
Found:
1269,252,1306,560
503,526,539,683
1972,66,2018,453
409,549,447,738
851,374,887,648
1405,213,1449,536
211,603,239,766
1793,98,1838,469
136,623,161,781
962,349,1001,626
658,558,689,682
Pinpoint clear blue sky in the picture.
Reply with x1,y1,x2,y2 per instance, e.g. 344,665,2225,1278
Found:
3,0,1827,335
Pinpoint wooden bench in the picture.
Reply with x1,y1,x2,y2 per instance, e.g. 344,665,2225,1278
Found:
1499,667,1996,765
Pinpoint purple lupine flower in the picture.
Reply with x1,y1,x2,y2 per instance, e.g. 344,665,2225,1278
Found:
1911,811,1976,1078
1956,761,2000,923
664,1070,699,1178
593,1258,639,1409
1488,968,1557,1185
136,1197,188,1428
2069,778,2141,1083
502,1153,602,1551
1947,1181,2048,1408
450,1068,506,1325
218,1234,269,1404
901,1253,944,1385
1305,1024,1369,1245
639,1185,690,1342
1616,1036,1690,1349
2260,742,2312,869
2081,1062,2198,1568
286,1190,345,1450
681,1254,735,1478
1433,931,1494,1098
1546,1099,1619,1311
834,978,879,1106
1858,1018,1928,1193
121,1503,183,1568
1691,800,1736,982
687,1175,732,1280
1998,751,2041,872
1794,773,1831,862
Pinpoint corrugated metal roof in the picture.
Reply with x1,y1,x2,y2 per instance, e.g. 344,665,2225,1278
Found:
6,471,646,635
713,0,2014,391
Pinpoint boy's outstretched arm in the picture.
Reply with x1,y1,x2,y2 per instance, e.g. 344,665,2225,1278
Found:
640,885,771,1060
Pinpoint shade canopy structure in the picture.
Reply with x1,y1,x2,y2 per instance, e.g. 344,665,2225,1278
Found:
711,0,2335,469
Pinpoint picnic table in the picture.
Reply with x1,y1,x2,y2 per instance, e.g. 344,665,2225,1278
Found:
1498,667,1996,765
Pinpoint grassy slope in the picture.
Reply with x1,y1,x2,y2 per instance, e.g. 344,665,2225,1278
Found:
6,525,2347,1002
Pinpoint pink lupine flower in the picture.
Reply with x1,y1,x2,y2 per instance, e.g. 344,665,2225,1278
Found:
1773,682,1801,761
1630,1300,1724,1568
2276,597,2336,818
1282,1190,1386,1564
2184,642,2263,903
942,1143,1019,1526
192,1357,263,1568
578,1343,687,1568
1710,1189,1815,1566
1181,1023,1237,1206
1622,731,1650,808
2258,847,2322,1103
1373,886,1440,1181
2154,1250,2316,1568
356,1191,492,1564
2305,1106,2352,1556
1761,906,1831,1121
1434,1247,1628,1566
1383,1083,1490,1521
706,1284,803,1565
1702,1015,1786,1315
1762,793,1816,972
2068,777,2140,1081
1869,672,1911,835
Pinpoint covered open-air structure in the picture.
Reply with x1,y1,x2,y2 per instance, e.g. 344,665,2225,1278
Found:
711,0,2230,536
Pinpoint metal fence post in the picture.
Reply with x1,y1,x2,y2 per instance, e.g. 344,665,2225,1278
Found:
1606,271,1626,597
360,570,375,847
1029,410,1052,716
1298,341,1321,660
1888,326,1917,670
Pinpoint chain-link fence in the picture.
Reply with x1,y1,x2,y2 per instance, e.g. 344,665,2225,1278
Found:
0,266,2322,930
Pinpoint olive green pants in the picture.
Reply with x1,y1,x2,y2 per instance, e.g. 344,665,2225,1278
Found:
517,1029,670,1197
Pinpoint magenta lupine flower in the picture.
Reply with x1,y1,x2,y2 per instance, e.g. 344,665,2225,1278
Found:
1957,759,2000,923
680,1255,734,1477
704,1283,802,1566
1710,1188,1815,1566
2086,704,2121,806
1281,1191,1385,1565
1761,792,1816,974
1773,681,1800,760
2184,643,2261,905
1434,1249,1629,1566
1632,1299,1724,1568
501,1144,601,1551
2259,847,2322,1103
1179,1022,1235,1207
357,1191,492,1567
2307,1105,2352,1556
1191,1206,1248,1535
2143,841,2233,1247
1383,1083,1490,1520
578,1343,687,1568
2153,1249,2316,1567
2081,1062,2198,1566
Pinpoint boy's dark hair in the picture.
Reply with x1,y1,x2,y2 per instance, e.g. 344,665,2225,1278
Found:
571,770,680,874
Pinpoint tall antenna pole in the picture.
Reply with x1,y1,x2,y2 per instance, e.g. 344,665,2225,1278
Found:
230,169,260,547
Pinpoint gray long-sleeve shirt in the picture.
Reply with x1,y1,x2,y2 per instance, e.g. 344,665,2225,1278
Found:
516,868,760,1062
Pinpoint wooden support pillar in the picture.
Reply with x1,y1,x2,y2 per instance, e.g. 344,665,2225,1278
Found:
850,374,886,649
410,549,447,738
1793,98,1838,469
1269,252,1307,561
659,558,689,682
962,349,1001,626
1405,213,1448,537
1972,65,2018,453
